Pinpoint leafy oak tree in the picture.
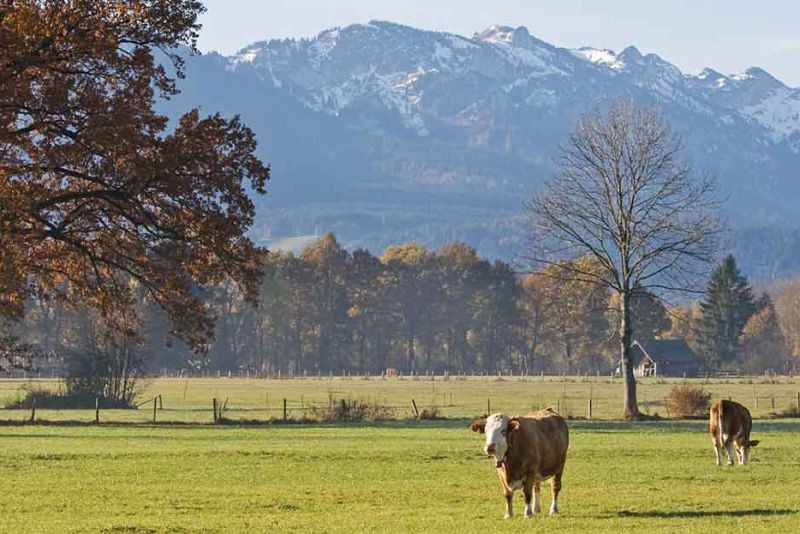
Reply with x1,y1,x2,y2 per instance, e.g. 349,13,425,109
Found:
0,1,269,358
526,99,719,418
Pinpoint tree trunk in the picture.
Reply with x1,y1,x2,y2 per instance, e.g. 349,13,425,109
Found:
620,291,640,418
446,333,454,374
357,326,366,373
407,336,416,373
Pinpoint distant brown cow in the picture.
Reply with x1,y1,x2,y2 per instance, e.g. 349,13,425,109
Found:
471,408,568,519
709,399,759,466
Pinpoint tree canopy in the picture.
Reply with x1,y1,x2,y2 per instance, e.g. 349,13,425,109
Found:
526,99,720,417
0,1,269,351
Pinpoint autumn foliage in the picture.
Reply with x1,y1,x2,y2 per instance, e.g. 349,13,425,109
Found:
0,1,269,349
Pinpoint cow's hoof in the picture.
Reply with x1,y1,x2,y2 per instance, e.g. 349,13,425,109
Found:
503,514,512,520
549,509,558,516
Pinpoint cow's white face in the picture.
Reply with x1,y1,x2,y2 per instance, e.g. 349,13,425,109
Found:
484,414,511,467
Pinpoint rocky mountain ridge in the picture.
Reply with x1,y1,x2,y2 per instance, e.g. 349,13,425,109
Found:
160,21,800,279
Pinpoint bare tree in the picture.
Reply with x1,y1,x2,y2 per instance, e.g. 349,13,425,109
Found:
525,99,720,418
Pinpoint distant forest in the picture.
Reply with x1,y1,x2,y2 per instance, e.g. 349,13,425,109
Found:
8,234,799,379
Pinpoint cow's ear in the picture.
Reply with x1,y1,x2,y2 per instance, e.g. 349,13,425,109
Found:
748,440,759,447
508,418,521,432
471,418,487,434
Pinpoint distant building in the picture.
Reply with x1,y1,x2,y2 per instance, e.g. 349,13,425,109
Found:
616,339,701,378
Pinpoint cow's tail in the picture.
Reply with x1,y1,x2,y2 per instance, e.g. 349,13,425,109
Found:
716,404,725,447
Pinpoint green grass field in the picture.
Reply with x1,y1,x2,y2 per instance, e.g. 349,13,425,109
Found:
1,378,799,533
0,420,798,533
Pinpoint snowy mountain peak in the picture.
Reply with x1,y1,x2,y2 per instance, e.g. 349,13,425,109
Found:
571,47,626,71
740,67,785,88
697,67,724,79
475,25,532,47
619,45,643,61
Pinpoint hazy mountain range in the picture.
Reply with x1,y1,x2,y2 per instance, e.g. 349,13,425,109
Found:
160,21,800,280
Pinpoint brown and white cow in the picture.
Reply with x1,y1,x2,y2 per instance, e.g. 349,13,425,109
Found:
709,399,759,466
471,408,569,519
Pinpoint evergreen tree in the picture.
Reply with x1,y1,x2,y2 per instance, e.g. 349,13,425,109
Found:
697,255,757,370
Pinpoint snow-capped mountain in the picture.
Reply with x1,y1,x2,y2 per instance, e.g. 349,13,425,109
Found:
162,21,800,278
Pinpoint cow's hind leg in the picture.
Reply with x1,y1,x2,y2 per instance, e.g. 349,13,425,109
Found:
523,476,535,518
504,490,514,519
711,432,723,466
533,479,542,514
549,472,562,516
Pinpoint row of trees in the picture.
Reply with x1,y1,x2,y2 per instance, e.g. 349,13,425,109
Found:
12,234,797,380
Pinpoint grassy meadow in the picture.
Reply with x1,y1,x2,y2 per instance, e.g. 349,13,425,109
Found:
0,377,799,532
2,375,800,424
0,420,799,533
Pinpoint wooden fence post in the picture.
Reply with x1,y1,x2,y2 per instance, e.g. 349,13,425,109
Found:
213,398,218,424
487,398,491,415
95,397,100,424
411,399,419,419
771,397,775,410
283,398,287,421
152,397,157,423
796,391,800,412
29,398,36,423
158,394,163,410
587,398,593,420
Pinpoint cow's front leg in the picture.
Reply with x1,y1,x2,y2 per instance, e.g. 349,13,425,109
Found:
523,476,534,518
504,490,514,519
533,479,542,514
549,472,562,515
725,440,735,466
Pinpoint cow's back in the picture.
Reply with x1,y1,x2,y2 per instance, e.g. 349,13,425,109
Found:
519,409,568,477
710,400,752,441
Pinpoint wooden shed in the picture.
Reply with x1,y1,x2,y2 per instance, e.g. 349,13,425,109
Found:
629,339,701,378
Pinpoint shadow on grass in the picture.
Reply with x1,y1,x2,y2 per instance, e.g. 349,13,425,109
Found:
617,509,797,519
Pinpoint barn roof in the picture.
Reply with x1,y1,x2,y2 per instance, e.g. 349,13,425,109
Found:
632,339,700,366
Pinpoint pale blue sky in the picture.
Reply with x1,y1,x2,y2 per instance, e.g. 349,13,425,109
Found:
198,0,800,87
